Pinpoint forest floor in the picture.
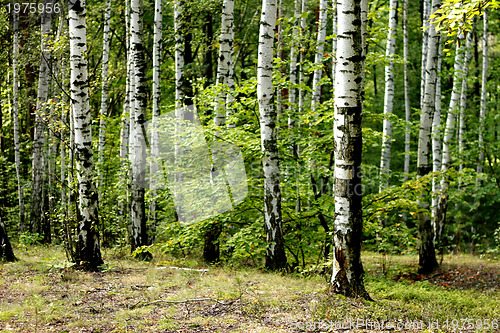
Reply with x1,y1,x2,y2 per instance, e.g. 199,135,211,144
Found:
0,246,499,333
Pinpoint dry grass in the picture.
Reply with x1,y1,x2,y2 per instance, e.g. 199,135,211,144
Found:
0,246,498,332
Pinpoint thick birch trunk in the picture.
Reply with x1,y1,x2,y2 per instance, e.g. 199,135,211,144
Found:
258,0,287,271
435,37,466,247
311,0,328,113
477,11,488,180
403,0,410,181
12,10,26,233
69,0,104,269
150,0,162,239
98,0,112,201
416,0,440,274
329,0,370,299
379,0,398,192
31,0,52,237
129,0,148,252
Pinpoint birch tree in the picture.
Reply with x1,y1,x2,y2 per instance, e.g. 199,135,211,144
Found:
435,34,467,246
69,0,104,269
12,9,25,233
416,0,440,274
129,0,149,252
403,0,410,181
310,0,328,113
477,10,488,180
150,0,162,237
330,0,370,299
257,0,287,271
98,0,112,201
420,0,431,109
379,0,398,192
431,42,442,221
31,0,52,238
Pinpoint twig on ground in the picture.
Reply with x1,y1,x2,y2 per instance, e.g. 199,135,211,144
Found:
157,266,209,272
130,296,240,309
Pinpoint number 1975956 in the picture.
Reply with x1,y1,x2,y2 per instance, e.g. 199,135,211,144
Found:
7,2,61,14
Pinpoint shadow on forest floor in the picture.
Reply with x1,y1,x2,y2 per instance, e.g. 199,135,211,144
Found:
0,246,499,332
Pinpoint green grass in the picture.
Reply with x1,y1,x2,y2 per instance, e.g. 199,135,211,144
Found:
0,246,498,332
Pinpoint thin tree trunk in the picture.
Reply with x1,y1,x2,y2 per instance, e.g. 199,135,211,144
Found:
458,25,474,193
98,0,112,202
311,0,328,113
435,36,466,248
258,0,287,271
477,10,488,181
69,0,104,270
379,0,398,192
149,0,162,243
31,0,52,238
420,0,431,109
12,9,26,233
329,0,370,300
431,41,442,222
403,0,410,182
297,0,307,120
129,0,149,253
416,0,440,274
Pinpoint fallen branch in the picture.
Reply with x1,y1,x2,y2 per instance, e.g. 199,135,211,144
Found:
158,266,209,272
130,296,239,309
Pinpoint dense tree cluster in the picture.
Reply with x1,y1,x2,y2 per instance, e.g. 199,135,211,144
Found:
0,0,499,298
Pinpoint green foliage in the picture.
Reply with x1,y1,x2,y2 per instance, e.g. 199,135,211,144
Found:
19,232,44,247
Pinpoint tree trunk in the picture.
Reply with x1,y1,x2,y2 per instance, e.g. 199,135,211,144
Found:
310,0,328,113
379,0,398,192
69,0,104,270
258,0,287,271
98,0,112,202
420,0,431,109
329,0,370,300
435,35,467,248
0,218,16,262
149,0,162,243
416,0,440,274
31,0,52,238
477,11,488,181
403,0,410,182
12,9,26,234
204,0,235,264
129,0,149,253
431,41,442,222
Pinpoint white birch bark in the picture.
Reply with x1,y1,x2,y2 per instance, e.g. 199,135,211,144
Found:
69,0,103,269
31,0,52,236
257,0,287,270
288,0,301,158
435,36,466,245
175,0,185,110
379,0,398,192
477,11,488,179
12,9,25,233
431,41,442,220
330,0,369,299
458,26,473,191
420,0,431,109
150,0,162,232
129,0,148,251
416,0,440,273
331,0,337,87
297,0,307,118
120,0,131,163
311,0,328,113
214,0,235,127
98,0,111,201
403,0,410,181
